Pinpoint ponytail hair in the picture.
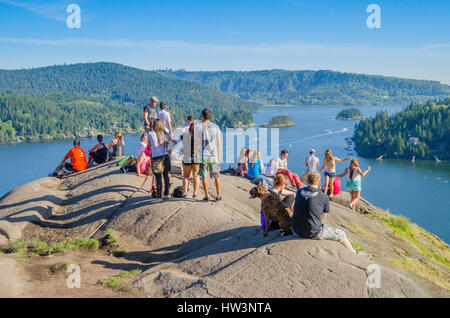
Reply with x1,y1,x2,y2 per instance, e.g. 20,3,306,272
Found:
274,174,287,187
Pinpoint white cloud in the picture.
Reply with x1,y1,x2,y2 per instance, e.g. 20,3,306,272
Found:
0,0,72,22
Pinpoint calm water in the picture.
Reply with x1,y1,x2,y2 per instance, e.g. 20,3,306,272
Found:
0,105,449,242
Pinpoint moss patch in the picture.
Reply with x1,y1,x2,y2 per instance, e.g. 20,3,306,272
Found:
389,257,450,291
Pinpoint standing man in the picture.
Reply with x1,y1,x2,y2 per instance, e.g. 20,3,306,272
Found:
302,148,320,182
199,109,222,201
157,101,173,137
275,149,303,189
143,96,159,132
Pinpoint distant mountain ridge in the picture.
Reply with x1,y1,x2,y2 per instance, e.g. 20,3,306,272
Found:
161,69,450,105
0,63,257,142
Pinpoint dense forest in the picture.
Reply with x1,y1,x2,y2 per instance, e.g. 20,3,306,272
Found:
161,69,450,106
0,63,257,142
336,108,363,120
353,99,450,160
264,116,295,127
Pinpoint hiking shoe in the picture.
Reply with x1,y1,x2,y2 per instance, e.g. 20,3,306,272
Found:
180,194,187,199
162,195,169,201
193,194,198,199
215,196,222,201
202,197,210,202
356,250,371,259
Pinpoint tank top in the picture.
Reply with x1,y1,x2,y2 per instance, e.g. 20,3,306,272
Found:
324,158,335,173
306,155,319,172
112,139,125,158
349,168,361,182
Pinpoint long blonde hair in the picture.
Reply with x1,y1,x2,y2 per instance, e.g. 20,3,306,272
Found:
324,149,335,170
154,119,167,145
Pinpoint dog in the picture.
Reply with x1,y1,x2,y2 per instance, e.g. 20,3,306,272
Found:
249,186,292,237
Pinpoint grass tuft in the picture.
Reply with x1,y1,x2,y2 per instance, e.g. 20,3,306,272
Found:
97,269,142,289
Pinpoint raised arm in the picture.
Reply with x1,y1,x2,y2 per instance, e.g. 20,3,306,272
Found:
359,166,371,177
335,157,352,162
319,159,326,172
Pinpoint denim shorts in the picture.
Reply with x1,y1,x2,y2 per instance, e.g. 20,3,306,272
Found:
346,180,361,192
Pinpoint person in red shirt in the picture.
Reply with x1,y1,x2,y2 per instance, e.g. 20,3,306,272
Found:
55,139,87,172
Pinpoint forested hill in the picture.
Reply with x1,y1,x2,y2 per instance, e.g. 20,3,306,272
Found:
161,69,450,106
0,63,257,142
353,99,450,160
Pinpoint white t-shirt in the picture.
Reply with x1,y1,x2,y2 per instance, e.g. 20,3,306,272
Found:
137,141,147,156
306,155,319,172
275,157,287,170
148,128,171,158
157,110,171,131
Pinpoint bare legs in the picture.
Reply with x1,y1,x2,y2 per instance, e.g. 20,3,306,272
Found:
323,175,334,196
349,191,360,210
183,164,199,197
202,177,221,199
340,234,356,253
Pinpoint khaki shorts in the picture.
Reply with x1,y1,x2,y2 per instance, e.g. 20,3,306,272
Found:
313,225,345,242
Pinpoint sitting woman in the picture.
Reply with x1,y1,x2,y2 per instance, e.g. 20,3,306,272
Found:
269,174,296,214
120,133,151,176
265,158,276,177
260,174,296,232
227,147,249,176
108,131,125,161
247,150,263,180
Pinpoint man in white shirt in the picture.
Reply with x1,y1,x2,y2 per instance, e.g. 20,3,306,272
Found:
275,149,303,188
157,102,173,137
305,149,320,172
302,149,320,182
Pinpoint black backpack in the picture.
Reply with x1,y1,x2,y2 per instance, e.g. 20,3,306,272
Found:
172,186,184,198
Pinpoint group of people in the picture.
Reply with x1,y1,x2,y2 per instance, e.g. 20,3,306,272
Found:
55,96,223,203
54,95,372,256
54,131,125,174
231,146,371,256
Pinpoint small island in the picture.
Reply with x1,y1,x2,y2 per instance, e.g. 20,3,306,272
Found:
264,115,295,128
336,108,363,120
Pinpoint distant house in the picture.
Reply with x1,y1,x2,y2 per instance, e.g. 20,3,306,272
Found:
407,137,420,146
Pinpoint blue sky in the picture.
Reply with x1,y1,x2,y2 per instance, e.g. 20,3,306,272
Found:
0,0,449,83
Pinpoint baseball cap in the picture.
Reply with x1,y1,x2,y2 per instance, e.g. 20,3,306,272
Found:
150,96,159,102
310,149,315,153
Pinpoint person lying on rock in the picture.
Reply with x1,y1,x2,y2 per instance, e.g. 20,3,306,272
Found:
291,171,369,258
